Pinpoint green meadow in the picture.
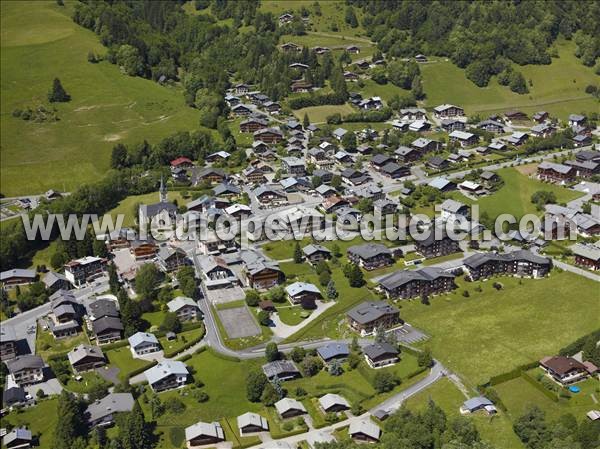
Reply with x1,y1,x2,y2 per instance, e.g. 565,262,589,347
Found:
0,1,202,196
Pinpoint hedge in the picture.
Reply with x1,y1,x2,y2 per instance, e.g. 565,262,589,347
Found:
485,361,539,387
125,360,158,384
99,339,129,351
558,328,600,357
520,371,559,402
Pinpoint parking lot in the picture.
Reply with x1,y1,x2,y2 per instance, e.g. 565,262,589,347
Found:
205,285,246,305
217,306,260,339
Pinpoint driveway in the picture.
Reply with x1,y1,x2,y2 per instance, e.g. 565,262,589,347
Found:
269,301,337,339
96,366,121,385
25,378,62,397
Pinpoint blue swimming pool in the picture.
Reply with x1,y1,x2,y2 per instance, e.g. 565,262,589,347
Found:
568,385,580,393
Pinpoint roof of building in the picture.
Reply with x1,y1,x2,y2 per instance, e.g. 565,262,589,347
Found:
185,421,225,442
0,268,36,281
237,412,269,430
92,316,124,334
275,398,307,416
167,296,198,312
462,396,494,411
1,324,17,342
318,393,350,410
86,393,135,423
317,343,350,361
363,342,399,361
540,356,587,375
346,301,399,325
449,130,475,140
262,360,300,378
285,282,321,297
3,428,32,446
349,419,381,440
347,243,391,260
440,199,467,213
538,161,572,174
43,271,68,288
463,250,551,269
303,244,331,256
6,355,44,373
145,360,189,385
379,267,454,290
428,177,453,190
88,298,119,319
570,243,600,261
68,344,104,365
128,331,159,348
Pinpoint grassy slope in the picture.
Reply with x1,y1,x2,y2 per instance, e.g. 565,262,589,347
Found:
4,398,58,448
0,1,202,196
421,40,598,120
400,271,600,386
405,378,524,449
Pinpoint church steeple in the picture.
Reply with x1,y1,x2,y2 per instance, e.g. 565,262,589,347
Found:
159,175,167,203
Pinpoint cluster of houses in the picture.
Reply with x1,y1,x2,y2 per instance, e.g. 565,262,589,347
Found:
537,150,600,184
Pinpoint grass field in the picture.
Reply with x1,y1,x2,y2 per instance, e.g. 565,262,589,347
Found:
400,271,600,386
3,398,58,448
35,326,89,359
421,40,598,120
106,190,185,226
352,78,410,104
405,378,524,449
476,167,584,220
293,104,355,123
105,346,155,381
0,1,204,196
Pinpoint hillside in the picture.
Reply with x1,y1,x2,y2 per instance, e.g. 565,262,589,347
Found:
0,1,202,196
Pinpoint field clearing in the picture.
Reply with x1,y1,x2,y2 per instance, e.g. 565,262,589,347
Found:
400,271,600,386
3,398,58,448
293,103,355,123
352,78,410,103
405,378,524,449
420,40,598,120
106,191,185,226
0,1,205,196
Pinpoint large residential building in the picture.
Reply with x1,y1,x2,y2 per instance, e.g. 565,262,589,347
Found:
64,256,106,287
128,332,160,356
363,342,400,368
346,301,401,336
463,250,552,280
6,355,44,386
1,325,17,361
167,296,200,321
378,267,456,300
570,243,600,270
414,229,461,258
537,162,575,184
347,243,393,270
0,269,36,288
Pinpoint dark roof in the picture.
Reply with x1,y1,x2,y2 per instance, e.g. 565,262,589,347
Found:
379,267,454,290
363,342,399,360
347,243,391,260
87,299,119,319
541,356,586,375
317,343,350,361
92,316,124,334
262,360,300,378
347,301,399,325
371,154,392,165
6,355,44,373
463,250,551,269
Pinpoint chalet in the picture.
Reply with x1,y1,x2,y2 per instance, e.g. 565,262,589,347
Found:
363,342,400,368
224,94,240,107
537,161,575,184
369,154,393,171
488,141,506,152
321,196,350,214
253,185,287,206
414,228,460,258
334,150,353,164
355,59,370,70
530,123,556,138
0,325,17,361
170,157,193,169
0,269,36,288
395,146,421,163
262,360,301,381
341,168,369,186
312,46,331,54
205,151,230,163
231,103,253,116
565,160,600,178
129,332,160,356
346,45,360,54
238,412,269,434
240,117,268,133
129,240,158,261
185,421,225,446
289,62,309,71
285,282,322,309
263,101,281,114
344,71,359,81
317,343,350,364
250,93,270,105
333,127,348,141
167,296,200,321
349,420,381,444
92,316,123,345
303,244,331,264
433,104,464,118
570,243,600,270
64,256,105,287
409,120,430,132
252,140,269,154
428,177,456,192
398,108,427,122
245,260,284,290
281,156,306,175
319,393,350,413
106,227,136,250
358,97,383,110
145,360,189,392
477,119,505,133
533,111,549,122
87,393,135,428
243,166,267,184
225,203,252,220
540,356,588,386
576,150,600,163
480,171,500,184
391,120,408,131
381,162,410,179
233,83,250,95
280,42,301,52
458,180,485,196
463,250,551,280
254,127,284,144
196,167,226,184
308,148,333,169
348,243,393,270
275,398,307,419
506,131,529,146
544,204,600,237
6,355,44,386
460,397,497,415
68,344,105,372
568,114,586,127
426,156,449,171
503,110,528,122
313,168,333,183
411,137,440,153
414,54,428,62
2,428,32,449
291,79,313,93
2,387,30,409
373,199,397,216
449,130,478,147
439,199,469,221
346,301,401,335
357,142,374,154
200,256,236,289
573,134,592,147
378,267,456,300
441,118,466,132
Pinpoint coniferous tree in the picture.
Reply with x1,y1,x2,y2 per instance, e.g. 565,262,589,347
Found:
293,241,303,263
120,402,151,449
53,391,85,449
326,279,338,300
48,78,70,102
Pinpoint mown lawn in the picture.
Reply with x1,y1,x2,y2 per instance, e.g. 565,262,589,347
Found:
293,103,355,123
35,326,89,359
277,305,308,325
0,1,209,196
3,398,58,448
105,190,185,227
405,378,524,449
400,271,600,386
476,167,584,220
420,40,598,120
106,346,155,381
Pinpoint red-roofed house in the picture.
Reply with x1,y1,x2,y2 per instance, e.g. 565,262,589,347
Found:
170,157,193,169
